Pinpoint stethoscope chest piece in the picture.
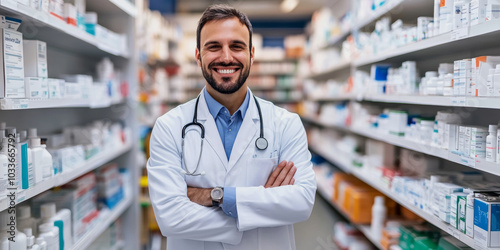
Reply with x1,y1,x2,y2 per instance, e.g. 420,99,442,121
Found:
255,137,268,150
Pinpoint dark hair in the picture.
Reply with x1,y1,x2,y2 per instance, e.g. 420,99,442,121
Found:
196,4,253,52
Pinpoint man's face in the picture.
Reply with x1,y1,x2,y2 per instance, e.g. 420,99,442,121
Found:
196,17,254,94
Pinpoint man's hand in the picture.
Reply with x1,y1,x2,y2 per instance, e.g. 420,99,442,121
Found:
187,187,212,207
264,160,296,188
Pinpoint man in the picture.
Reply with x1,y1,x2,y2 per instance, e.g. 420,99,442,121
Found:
147,4,316,250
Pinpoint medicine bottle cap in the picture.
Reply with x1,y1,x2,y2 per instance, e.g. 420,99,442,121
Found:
40,203,56,220
30,138,41,147
374,196,385,205
28,128,37,138
20,130,27,141
36,237,45,245
489,125,498,133
17,205,31,219
24,228,34,247
39,223,52,233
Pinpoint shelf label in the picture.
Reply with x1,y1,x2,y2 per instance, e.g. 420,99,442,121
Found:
451,27,469,41
460,155,476,168
451,97,466,106
17,190,26,203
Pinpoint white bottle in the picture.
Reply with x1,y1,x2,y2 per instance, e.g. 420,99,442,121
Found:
40,203,61,250
487,68,495,96
494,64,500,96
40,144,53,180
486,125,498,162
24,228,39,250
497,124,500,164
0,139,9,196
29,137,44,184
53,209,72,250
0,211,10,250
371,196,387,241
36,237,47,250
17,205,37,236
38,223,59,250
9,227,27,250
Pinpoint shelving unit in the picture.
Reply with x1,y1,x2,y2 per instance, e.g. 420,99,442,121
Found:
304,0,500,249
0,0,139,248
316,174,383,249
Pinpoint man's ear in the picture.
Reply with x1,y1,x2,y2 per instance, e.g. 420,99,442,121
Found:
195,48,201,67
250,46,255,65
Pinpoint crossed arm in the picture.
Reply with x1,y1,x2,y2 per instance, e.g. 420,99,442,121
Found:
187,160,297,206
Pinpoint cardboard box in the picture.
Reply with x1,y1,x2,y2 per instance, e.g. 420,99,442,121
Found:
23,40,47,78
0,28,25,98
474,196,500,247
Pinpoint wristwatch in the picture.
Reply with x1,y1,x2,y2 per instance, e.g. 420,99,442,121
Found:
211,187,224,207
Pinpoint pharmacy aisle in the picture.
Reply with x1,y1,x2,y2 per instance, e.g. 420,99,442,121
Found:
0,0,139,249
303,0,500,249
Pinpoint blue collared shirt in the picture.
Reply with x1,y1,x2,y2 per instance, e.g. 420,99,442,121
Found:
204,88,250,218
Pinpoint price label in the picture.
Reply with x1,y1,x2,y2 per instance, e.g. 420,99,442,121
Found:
451,27,469,41
451,97,466,106
460,155,476,168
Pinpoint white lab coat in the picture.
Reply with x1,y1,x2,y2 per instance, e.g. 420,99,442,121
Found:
147,88,317,250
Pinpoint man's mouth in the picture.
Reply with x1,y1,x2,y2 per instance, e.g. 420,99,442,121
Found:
214,68,239,74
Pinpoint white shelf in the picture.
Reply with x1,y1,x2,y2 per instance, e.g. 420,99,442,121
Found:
0,98,124,110
353,0,404,31
353,19,500,67
70,191,133,250
307,61,351,81
306,94,500,109
316,175,382,249
0,142,132,212
109,0,137,17
312,145,482,249
0,0,129,58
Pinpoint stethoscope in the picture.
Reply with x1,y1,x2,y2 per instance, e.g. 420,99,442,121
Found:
181,93,268,176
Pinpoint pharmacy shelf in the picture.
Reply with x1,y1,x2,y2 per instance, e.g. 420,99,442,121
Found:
307,95,359,102
0,142,132,213
353,19,500,67
305,116,500,179
309,146,351,173
311,29,351,53
312,146,480,249
316,174,382,249
86,0,137,17
71,190,133,250
110,241,125,250
0,0,128,58
352,0,432,31
307,61,351,81
0,98,124,110
249,85,297,91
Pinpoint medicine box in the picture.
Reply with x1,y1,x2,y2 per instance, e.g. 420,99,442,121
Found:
23,40,47,78
0,28,25,98
25,77,48,98
474,196,500,247
48,78,63,98
451,192,468,234
96,163,124,209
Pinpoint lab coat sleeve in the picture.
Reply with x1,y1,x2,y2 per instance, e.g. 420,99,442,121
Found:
235,114,317,231
147,116,243,244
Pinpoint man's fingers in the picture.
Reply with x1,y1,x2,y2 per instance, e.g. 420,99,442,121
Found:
291,178,295,185
281,166,296,186
265,160,287,188
272,161,294,187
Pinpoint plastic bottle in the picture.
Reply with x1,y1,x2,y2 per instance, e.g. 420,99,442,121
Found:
36,237,47,250
29,136,44,184
19,130,31,190
17,206,37,236
494,65,500,96
486,125,498,162
40,203,62,250
54,209,72,250
9,225,27,250
24,228,40,250
38,223,59,250
371,196,387,241
0,211,10,250
39,139,53,179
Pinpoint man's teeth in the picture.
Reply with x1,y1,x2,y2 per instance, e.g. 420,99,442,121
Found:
218,69,235,74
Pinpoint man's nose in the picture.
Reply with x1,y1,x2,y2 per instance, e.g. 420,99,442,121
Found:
220,47,233,63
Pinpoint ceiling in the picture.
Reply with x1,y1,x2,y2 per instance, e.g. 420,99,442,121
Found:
175,0,331,20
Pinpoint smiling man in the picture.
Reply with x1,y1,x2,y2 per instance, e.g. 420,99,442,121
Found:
147,4,317,250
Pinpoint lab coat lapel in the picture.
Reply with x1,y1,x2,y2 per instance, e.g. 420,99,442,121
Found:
197,91,228,171
228,91,259,172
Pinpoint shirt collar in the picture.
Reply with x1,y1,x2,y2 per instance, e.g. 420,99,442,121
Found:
203,88,250,119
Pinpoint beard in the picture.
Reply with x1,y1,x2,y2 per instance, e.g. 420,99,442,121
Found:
201,60,250,94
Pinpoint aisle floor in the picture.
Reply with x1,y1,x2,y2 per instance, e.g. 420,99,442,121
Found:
294,193,341,250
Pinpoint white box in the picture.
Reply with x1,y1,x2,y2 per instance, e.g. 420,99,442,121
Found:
471,0,488,25
466,193,475,237
23,40,48,78
63,82,83,99
47,78,63,98
470,126,488,158
0,28,25,98
25,77,48,98
474,196,500,247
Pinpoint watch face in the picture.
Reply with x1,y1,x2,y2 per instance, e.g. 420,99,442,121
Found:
211,188,223,200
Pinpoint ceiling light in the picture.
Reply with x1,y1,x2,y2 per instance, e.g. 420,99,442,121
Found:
280,0,299,13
